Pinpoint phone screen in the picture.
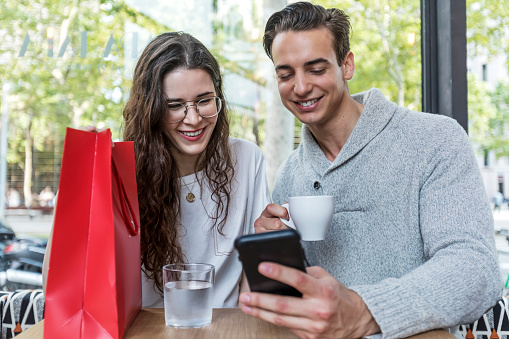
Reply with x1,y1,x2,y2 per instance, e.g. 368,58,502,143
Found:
234,229,307,297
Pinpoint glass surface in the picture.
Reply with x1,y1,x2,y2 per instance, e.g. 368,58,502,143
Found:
163,263,215,328
0,0,423,230
466,0,509,200
465,1,509,290
4,0,508,305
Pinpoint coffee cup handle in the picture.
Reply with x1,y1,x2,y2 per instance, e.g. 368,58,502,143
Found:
279,203,296,230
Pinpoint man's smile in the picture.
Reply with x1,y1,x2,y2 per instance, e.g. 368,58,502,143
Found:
294,96,323,110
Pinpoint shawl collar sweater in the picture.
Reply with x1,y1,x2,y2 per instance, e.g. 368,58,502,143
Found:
272,88,500,338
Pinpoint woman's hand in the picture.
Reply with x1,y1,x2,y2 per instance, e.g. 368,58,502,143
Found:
78,126,114,147
79,125,107,133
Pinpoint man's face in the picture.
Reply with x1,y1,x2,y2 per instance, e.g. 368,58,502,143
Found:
271,27,351,128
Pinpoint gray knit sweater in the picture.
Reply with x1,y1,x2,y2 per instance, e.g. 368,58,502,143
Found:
272,88,501,338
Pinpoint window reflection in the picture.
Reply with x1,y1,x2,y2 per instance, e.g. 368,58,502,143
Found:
0,0,424,210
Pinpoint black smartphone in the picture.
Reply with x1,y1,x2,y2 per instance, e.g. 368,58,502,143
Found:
234,229,307,297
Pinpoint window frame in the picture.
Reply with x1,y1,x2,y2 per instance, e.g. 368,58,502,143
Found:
421,0,468,133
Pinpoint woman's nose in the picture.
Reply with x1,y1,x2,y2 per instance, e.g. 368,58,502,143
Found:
183,105,202,124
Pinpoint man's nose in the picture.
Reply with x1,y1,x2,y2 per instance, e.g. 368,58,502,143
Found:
293,74,312,96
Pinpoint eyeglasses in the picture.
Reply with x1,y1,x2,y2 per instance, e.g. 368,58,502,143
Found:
165,96,223,124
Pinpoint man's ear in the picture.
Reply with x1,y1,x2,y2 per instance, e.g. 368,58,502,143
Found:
343,51,355,80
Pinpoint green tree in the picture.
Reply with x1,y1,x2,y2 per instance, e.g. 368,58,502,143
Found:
467,75,509,159
467,0,509,62
0,0,274,204
487,81,509,157
0,0,128,204
314,0,422,110
466,0,509,157
467,73,498,153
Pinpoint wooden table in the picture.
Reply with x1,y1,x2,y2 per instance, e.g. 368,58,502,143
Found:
16,308,455,338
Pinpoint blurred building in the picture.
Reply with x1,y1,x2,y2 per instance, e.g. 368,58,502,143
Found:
469,53,509,200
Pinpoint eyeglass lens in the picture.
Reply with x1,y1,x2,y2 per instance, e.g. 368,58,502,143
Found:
166,97,221,123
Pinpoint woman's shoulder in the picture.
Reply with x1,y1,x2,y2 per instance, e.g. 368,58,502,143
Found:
229,137,264,157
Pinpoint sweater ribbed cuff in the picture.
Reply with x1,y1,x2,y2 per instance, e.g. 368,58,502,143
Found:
350,282,427,339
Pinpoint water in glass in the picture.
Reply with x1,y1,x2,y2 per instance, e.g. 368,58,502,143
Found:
164,280,213,328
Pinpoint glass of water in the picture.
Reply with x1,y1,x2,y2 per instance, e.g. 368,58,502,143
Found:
163,263,215,328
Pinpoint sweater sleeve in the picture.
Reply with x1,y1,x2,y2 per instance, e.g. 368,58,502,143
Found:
350,120,502,338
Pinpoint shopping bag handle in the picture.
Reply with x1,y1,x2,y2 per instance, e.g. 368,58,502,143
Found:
112,158,140,236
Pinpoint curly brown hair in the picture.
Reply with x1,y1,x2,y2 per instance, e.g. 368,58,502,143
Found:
123,32,234,293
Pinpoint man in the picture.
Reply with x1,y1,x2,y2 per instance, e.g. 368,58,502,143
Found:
494,191,504,212
239,2,501,338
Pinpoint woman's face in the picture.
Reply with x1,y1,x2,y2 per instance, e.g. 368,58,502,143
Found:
162,68,219,170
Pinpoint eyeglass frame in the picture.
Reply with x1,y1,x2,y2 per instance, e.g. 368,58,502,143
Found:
164,96,223,124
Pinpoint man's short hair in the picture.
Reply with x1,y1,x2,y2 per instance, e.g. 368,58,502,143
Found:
263,1,351,66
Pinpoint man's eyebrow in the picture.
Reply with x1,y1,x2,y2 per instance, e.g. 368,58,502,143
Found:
275,64,292,72
304,58,329,67
275,58,330,72
167,91,214,101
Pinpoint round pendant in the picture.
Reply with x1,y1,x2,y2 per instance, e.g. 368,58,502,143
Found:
186,192,195,203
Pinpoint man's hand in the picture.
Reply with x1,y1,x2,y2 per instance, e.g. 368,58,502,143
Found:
254,203,291,233
239,263,381,339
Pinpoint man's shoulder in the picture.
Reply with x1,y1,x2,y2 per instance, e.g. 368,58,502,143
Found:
402,108,455,123
280,145,303,168
354,88,463,135
273,150,301,204
394,108,465,139
389,109,472,162
273,146,304,187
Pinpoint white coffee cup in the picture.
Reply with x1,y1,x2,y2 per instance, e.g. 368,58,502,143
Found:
280,195,334,241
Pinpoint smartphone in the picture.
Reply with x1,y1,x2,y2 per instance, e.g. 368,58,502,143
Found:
234,229,307,297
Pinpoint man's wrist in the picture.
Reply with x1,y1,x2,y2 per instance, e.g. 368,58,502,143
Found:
351,290,381,338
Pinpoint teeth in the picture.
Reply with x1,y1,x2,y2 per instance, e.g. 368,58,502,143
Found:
299,98,318,107
181,129,203,137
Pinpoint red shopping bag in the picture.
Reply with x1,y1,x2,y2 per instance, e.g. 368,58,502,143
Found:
44,128,142,339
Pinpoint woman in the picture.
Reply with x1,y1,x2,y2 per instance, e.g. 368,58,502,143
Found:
42,32,270,309
122,32,270,308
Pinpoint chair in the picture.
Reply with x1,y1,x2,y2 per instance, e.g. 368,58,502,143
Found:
0,290,505,339
459,296,509,338
0,290,44,339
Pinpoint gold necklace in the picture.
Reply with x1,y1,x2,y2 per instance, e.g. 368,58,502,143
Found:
182,179,198,203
